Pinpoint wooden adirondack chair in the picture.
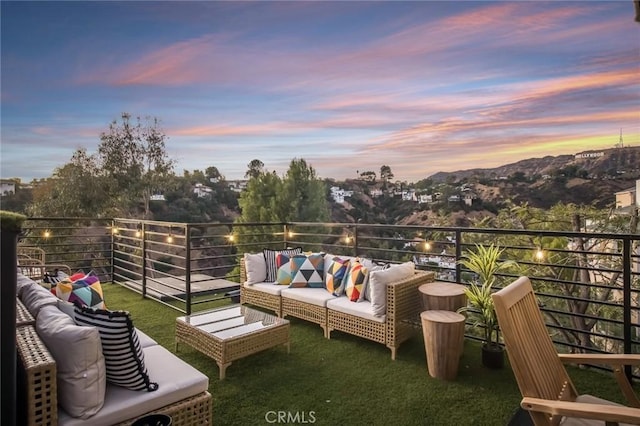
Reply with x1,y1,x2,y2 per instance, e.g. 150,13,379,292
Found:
492,276,640,426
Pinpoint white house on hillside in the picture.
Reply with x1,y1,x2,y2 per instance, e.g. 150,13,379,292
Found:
330,186,353,203
0,180,16,196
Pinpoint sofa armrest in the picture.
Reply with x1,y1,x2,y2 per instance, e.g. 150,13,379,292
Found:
386,271,435,350
16,325,58,426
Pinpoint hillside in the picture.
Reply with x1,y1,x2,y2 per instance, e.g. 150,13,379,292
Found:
429,146,640,182
330,146,640,225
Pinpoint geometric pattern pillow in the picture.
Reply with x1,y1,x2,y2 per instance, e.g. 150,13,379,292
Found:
325,257,350,295
288,253,324,288
54,274,105,309
276,252,297,285
344,261,369,302
263,247,303,282
74,306,158,392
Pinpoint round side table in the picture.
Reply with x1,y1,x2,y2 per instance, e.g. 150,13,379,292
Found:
418,281,467,312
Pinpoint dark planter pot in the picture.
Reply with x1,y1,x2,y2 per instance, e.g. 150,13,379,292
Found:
481,343,505,369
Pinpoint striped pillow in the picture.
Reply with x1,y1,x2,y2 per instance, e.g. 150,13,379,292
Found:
263,247,303,282
74,306,158,392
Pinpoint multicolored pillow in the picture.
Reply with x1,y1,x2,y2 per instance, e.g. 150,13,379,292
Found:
276,252,297,285
289,253,325,288
325,257,350,295
344,261,369,302
263,247,303,282
53,273,105,309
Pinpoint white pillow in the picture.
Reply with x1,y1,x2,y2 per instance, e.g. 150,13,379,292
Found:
244,252,267,285
369,262,415,317
36,305,106,419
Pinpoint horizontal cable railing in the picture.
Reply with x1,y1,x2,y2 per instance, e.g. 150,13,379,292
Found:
20,218,640,377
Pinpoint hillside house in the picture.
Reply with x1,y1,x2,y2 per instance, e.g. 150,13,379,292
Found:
615,179,639,210
330,186,354,203
370,189,383,198
193,183,213,198
0,179,16,196
228,180,248,193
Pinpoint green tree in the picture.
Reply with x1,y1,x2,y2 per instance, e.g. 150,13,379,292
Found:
276,159,329,223
28,148,108,217
245,159,265,179
98,113,174,217
380,165,394,182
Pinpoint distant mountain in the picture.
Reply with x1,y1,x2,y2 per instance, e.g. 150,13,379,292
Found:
428,146,640,183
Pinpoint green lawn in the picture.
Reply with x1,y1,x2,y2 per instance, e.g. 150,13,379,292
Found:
104,284,632,426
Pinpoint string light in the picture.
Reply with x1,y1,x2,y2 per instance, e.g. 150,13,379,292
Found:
111,227,119,235
43,230,51,238
135,223,142,238
166,227,174,243
288,231,295,238
227,234,235,242
535,247,545,262
424,241,432,251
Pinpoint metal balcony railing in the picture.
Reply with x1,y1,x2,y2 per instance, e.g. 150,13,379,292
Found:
19,217,640,377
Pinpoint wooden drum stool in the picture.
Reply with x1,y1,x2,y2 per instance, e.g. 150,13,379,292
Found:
418,282,467,312
420,310,465,380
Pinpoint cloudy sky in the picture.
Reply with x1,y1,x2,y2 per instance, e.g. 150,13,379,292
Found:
1,1,638,183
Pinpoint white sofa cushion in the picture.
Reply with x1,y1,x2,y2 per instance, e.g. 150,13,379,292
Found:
21,279,59,317
369,262,415,317
135,328,159,348
243,282,286,295
327,297,385,323
36,305,106,419
281,287,335,307
244,252,267,285
57,344,209,426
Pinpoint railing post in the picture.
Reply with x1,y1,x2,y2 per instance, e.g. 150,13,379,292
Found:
623,237,632,380
353,224,359,257
455,229,462,283
185,225,192,316
141,222,147,299
283,223,289,248
110,219,115,284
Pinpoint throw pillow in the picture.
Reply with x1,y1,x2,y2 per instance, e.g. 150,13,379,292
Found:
54,274,105,309
325,257,350,295
289,253,325,288
344,261,369,302
36,305,106,419
263,247,303,282
276,252,297,285
369,261,415,316
74,306,158,392
244,252,267,284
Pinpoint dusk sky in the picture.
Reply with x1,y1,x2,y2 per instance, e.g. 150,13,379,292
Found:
2,1,638,183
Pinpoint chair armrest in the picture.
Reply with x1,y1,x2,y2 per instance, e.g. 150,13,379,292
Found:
521,397,640,425
559,353,640,366
387,271,435,326
559,354,640,408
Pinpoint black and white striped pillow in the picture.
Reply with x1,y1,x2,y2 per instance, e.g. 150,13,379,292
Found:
74,306,158,392
263,247,303,282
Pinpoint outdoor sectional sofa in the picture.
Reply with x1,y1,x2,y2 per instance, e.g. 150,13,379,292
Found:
240,250,435,359
15,273,212,426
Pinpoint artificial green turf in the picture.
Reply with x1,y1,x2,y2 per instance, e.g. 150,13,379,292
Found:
103,283,635,426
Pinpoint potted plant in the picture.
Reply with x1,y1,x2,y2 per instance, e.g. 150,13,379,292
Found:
458,243,517,369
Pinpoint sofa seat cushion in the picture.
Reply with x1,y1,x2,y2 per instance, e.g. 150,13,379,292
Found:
135,328,158,348
281,288,335,307
243,282,285,295
327,297,385,323
57,344,209,426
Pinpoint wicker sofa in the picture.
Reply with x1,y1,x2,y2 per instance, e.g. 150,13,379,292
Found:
240,252,435,360
15,274,212,426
